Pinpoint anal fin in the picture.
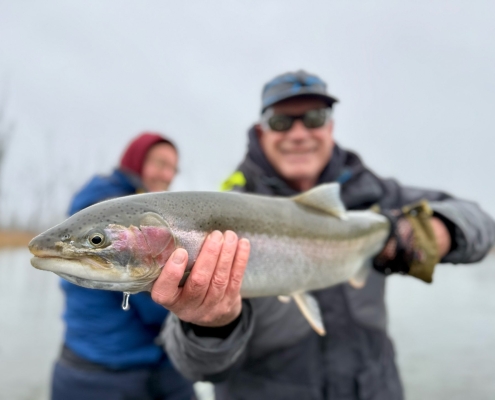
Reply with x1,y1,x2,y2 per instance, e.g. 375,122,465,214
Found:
293,292,326,336
348,261,371,289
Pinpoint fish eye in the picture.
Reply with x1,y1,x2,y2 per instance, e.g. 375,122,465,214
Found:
88,232,105,247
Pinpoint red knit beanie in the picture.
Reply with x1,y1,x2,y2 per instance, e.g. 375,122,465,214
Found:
119,132,177,176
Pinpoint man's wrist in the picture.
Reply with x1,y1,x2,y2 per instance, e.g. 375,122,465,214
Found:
181,310,243,339
430,217,452,258
431,213,457,258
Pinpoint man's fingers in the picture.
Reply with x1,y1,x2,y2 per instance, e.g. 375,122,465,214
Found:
182,230,223,302
225,238,250,299
152,232,248,327
151,248,188,308
203,230,238,306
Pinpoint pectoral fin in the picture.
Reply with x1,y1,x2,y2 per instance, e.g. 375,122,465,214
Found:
292,292,326,336
348,261,372,289
292,183,347,220
278,295,291,303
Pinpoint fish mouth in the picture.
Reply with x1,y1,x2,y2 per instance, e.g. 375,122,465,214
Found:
31,255,121,281
30,256,156,293
57,273,151,293
28,243,60,258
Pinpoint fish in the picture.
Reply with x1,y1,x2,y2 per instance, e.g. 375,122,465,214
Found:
28,183,390,335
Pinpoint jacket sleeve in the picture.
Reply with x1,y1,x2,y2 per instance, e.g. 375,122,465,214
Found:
429,198,495,264
380,179,495,264
162,300,254,382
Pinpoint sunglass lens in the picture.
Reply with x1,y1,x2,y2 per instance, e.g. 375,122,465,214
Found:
268,115,294,131
303,109,327,128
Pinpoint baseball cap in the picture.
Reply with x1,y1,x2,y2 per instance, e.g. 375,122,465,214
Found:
261,70,339,113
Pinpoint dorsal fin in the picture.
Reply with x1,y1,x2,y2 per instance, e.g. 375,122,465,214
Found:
292,183,347,219
348,260,372,289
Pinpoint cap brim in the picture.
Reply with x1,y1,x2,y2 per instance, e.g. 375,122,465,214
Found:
262,90,339,112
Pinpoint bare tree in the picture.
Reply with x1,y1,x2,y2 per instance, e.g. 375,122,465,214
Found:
0,97,15,228
0,106,14,180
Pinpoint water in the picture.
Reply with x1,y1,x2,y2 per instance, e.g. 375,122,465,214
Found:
387,254,495,399
1,248,494,400
122,292,131,311
0,248,63,400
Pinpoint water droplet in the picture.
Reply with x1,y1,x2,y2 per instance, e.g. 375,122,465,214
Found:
122,292,131,311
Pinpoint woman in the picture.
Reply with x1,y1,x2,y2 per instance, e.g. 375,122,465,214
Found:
51,132,195,400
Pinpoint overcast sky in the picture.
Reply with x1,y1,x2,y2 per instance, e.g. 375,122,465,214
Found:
1,0,494,230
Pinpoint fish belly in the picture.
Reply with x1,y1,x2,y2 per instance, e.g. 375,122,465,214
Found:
165,192,389,298
239,233,371,298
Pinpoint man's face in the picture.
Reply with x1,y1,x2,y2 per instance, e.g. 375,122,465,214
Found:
258,97,334,189
141,143,178,192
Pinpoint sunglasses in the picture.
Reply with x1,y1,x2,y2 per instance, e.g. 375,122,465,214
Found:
261,108,332,132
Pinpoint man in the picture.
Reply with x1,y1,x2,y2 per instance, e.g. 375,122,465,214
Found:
52,132,195,400
151,71,495,400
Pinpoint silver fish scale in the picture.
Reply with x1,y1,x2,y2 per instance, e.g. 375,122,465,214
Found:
29,188,390,297
149,191,390,297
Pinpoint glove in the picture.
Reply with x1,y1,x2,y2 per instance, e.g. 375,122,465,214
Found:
373,201,441,283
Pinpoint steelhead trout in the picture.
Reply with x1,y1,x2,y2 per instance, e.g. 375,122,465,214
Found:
29,183,390,334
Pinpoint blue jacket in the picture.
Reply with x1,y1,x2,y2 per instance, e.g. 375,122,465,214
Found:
62,169,170,369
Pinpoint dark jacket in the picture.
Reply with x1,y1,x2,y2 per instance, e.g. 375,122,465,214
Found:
61,169,171,369
163,128,495,400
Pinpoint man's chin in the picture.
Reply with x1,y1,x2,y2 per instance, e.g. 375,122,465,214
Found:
279,171,316,185
278,166,313,178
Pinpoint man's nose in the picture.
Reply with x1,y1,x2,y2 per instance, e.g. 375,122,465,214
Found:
286,119,311,140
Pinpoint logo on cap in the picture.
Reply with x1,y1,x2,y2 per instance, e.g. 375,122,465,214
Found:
261,70,338,112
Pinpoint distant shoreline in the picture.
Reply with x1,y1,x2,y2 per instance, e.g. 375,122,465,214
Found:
0,230,36,248
0,230,494,255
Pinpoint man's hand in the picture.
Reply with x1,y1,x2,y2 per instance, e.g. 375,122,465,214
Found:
376,217,451,265
151,230,250,327
373,202,452,282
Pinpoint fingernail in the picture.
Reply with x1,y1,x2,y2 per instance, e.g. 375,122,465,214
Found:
172,249,186,264
209,230,223,243
239,238,250,247
225,230,236,244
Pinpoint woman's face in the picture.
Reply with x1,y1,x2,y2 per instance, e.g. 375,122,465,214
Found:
141,143,178,192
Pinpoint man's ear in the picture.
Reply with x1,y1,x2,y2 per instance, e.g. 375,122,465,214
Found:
327,119,335,141
254,123,263,140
